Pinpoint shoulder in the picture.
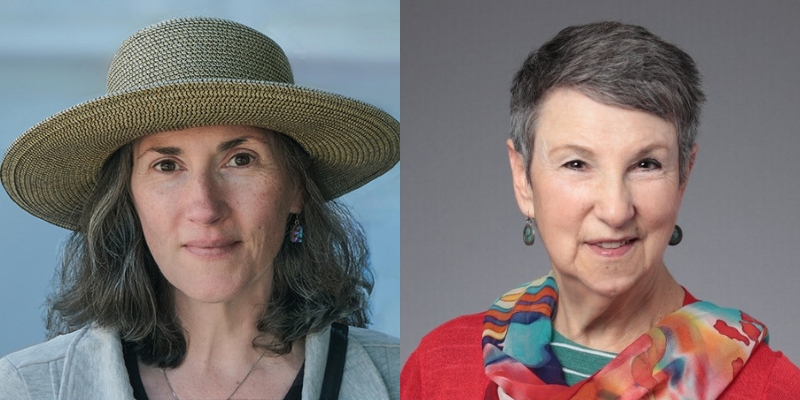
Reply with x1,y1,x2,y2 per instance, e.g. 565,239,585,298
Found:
0,326,125,400
2,328,88,370
347,327,400,380
349,326,399,350
305,325,399,400
1,327,96,400
681,294,800,397
346,327,399,400
2,325,119,365
401,313,487,400
414,312,485,356
0,329,87,399
721,344,800,399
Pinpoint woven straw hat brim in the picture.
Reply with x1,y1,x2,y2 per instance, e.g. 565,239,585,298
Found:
1,78,399,231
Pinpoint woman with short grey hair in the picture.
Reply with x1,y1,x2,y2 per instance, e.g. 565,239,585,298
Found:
0,17,399,400
402,21,800,399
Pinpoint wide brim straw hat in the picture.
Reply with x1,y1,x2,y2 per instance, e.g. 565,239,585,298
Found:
0,17,399,231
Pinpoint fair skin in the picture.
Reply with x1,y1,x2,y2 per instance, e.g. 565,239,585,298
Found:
508,88,697,353
130,125,304,399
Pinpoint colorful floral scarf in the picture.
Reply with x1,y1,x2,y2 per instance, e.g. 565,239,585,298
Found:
482,274,768,400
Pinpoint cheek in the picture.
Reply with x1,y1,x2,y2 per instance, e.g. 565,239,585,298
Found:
131,184,174,259
235,182,292,246
531,175,591,263
532,175,588,229
632,182,681,227
247,197,281,233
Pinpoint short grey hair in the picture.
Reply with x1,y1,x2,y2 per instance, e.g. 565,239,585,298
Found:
510,21,705,183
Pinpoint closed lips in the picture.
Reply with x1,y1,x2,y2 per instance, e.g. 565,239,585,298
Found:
183,240,241,251
184,238,239,247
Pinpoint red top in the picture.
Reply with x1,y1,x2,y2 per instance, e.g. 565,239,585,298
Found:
402,292,800,399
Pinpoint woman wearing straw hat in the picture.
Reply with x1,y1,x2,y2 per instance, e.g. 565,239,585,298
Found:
0,17,398,400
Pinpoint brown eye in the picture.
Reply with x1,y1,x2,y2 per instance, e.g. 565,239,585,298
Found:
155,160,177,172
637,159,662,170
228,153,253,167
563,160,587,170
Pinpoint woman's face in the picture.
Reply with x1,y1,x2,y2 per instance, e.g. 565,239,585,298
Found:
508,88,696,298
130,125,301,305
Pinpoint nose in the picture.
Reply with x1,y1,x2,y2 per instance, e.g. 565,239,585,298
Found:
184,168,229,225
594,174,635,229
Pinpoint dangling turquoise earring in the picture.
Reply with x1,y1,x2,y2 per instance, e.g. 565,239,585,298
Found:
290,215,304,243
523,218,535,246
668,225,682,246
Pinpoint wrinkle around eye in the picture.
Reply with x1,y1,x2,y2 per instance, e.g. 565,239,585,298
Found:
635,158,662,170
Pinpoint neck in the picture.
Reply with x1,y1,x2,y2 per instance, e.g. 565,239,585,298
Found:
173,288,269,371
137,287,304,399
552,266,684,353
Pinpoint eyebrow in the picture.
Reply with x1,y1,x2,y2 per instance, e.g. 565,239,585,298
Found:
141,146,181,158
632,143,671,158
137,135,261,160
548,143,670,158
217,137,249,152
548,144,594,158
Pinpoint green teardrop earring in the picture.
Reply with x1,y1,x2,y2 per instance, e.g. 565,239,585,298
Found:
668,225,682,246
523,218,535,246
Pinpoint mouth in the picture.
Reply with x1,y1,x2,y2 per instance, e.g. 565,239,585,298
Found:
183,240,241,258
595,239,635,249
586,237,637,257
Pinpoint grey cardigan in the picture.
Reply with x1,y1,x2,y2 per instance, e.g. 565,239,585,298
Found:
0,325,399,400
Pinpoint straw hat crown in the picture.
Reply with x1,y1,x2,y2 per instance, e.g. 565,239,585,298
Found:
1,17,399,230
107,17,294,92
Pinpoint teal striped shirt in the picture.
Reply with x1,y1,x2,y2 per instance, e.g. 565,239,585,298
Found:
550,330,617,386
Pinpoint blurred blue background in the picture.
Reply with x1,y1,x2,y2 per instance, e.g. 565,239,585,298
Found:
0,0,399,357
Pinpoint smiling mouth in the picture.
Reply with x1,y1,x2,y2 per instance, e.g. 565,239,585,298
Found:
594,239,635,249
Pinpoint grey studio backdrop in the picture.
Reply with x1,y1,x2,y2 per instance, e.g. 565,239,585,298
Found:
0,0,399,358
401,1,800,364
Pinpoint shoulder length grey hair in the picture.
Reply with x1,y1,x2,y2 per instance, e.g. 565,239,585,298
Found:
510,21,706,183
45,130,373,368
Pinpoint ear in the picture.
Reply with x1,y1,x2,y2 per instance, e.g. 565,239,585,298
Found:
507,139,535,218
679,144,699,195
288,182,305,215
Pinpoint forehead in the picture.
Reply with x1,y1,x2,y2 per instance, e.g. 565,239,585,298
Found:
132,125,274,151
534,88,676,149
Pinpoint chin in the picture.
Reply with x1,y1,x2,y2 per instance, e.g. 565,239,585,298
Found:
171,278,247,304
569,269,641,300
586,279,634,299
181,288,238,304
166,265,272,305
